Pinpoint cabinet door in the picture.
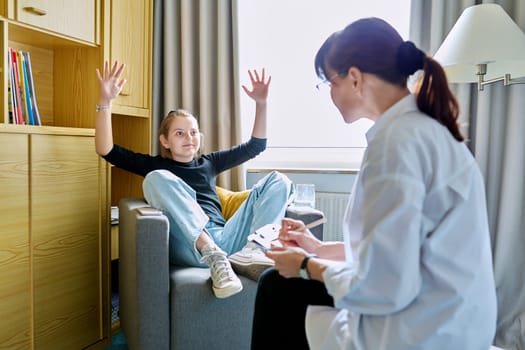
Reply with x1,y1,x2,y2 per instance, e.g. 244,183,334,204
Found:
16,0,96,43
0,133,30,350
110,0,151,114
31,134,103,349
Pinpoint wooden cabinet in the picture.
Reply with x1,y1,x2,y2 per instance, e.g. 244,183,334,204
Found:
0,127,110,350
11,0,98,44
107,0,151,117
0,0,153,345
0,0,110,349
32,132,107,349
0,132,30,350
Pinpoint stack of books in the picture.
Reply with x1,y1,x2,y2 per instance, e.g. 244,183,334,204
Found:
7,48,41,125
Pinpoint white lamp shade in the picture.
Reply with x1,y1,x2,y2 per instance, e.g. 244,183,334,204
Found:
433,3,525,83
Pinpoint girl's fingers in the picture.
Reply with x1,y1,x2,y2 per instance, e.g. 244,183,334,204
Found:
115,63,125,78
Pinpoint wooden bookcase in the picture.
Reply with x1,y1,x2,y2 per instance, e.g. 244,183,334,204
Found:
0,0,113,349
0,0,153,346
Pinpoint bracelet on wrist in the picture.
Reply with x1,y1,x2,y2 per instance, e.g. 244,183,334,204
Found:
96,104,111,112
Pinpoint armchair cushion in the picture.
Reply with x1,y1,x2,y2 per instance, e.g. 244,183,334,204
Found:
216,186,251,220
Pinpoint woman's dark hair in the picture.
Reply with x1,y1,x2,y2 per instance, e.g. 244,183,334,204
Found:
315,17,463,142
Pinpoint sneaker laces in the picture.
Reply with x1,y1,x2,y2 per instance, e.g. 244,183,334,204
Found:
201,248,236,284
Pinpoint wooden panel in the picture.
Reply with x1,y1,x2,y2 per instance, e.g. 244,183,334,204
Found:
110,114,151,205
16,0,96,43
112,114,151,153
53,46,101,128
31,134,102,349
110,225,118,260
110,0,150,112
0,132,30,350
110,167,144,206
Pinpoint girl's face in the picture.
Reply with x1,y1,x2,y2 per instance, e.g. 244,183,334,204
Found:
160,115,201,162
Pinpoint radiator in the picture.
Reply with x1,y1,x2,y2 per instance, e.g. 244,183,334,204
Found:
315,192,349,241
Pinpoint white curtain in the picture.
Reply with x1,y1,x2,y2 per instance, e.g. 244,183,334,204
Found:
411,1,525,349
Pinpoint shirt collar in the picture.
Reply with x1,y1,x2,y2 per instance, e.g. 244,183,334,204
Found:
365,94,418,143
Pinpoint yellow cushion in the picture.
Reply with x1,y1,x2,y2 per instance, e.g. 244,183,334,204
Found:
216,186,250,220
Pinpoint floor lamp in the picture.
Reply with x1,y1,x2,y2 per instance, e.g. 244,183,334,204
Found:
433,3,525,152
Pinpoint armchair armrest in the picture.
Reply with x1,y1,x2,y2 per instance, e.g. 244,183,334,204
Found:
118,198,171,350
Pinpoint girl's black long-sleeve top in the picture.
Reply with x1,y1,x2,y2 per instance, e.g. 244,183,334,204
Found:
103,137,266,226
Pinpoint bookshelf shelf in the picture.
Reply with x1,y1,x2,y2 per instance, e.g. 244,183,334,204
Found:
2,18,101,129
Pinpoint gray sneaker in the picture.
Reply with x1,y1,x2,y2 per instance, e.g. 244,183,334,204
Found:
200,244,243,298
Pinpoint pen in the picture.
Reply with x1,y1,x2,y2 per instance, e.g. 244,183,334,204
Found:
304,217,327,230
267,217,327,249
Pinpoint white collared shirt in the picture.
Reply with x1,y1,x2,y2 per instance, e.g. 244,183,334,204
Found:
308,94,497,350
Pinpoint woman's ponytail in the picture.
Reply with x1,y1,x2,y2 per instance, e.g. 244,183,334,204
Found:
416,56,463,142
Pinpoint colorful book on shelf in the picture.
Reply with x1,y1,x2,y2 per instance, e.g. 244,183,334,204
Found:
9,48,25,125
7,78,14,124
7,50,16,124
18,51,34,125
22,51,41,126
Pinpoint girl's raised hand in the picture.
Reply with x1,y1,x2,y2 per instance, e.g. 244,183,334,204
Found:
96,60,127,102
242,68,271,104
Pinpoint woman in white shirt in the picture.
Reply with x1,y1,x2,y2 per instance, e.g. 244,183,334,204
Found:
250,17,497,350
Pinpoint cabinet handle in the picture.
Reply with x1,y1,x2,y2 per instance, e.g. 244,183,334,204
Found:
23,6,47,16
119,92,130,96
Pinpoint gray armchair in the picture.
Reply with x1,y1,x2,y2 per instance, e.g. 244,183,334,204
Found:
118,197,324,350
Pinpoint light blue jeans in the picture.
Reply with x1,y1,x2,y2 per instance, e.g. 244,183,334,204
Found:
142,170,294,267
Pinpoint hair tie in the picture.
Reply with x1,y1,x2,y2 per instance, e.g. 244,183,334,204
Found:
397,41,425,76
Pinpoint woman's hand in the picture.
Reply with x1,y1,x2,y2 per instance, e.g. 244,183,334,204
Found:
266,246,307,278
242,68,271,104
96,60,127,104
278,217,323,253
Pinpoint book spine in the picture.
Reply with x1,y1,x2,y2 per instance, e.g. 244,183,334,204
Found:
17,51,33,125
23,51,41,126
10,48,25,125
20,52,35,125
7,49,16,124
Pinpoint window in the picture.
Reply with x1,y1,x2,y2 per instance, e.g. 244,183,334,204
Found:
237,0,411,169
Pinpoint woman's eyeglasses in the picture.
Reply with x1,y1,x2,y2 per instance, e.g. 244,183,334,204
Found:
315,72,346,90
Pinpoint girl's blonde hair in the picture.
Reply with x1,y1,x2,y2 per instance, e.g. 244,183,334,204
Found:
159,109,203,159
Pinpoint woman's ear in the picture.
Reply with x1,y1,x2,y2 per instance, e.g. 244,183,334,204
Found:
348,67,362,88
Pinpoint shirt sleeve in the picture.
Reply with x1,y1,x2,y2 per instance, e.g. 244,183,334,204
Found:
207,137,266,173
102,144,159,177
